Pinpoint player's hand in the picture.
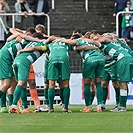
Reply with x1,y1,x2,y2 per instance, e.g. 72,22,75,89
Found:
16,36,22,43
19,34,27,38
17,50,22,56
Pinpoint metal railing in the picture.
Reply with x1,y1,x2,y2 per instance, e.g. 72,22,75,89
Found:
0,16,9,34
116,11,133,37
0,13,50,35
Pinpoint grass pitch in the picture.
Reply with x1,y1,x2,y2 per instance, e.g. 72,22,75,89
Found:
0,105,133,133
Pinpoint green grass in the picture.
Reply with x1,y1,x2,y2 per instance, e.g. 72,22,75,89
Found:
0,105,133,133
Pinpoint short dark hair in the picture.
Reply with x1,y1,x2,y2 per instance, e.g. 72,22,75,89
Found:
26,27,36,35
32,32,45,39
71,34,80,39
73,29,81,34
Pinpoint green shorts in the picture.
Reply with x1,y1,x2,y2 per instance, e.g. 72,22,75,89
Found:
0,51,14,80
13,57,31,82
82,56,105,79
102,64,117,82
116,57,132,82
48,56,70,80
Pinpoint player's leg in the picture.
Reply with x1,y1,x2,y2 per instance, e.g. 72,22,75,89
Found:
110,82,120,111
44,83,49,111
60,59,71,113
94,58,105,112
0,92,8,113
62,80,70,112
59,82,64,109
95,78,103,112
90,79,96,105
10,62,33,113
48,80,55,112
114,57,132,112
7,78,17,107
81,58,95,112
10,80,26,114
27,65,44,112
101,80,109,111
82,78,92,112
47,61,60,113
0,79,12,98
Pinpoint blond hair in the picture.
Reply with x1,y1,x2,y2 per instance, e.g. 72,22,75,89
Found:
35,24,46,34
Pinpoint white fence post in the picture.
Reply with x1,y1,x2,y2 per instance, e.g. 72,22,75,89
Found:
52,0,55,10
85,0,89,12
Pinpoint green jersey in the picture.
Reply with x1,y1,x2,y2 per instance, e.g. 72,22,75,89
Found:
48,41,72,61
117,39,133,57
76,39,103,60
1,39,26,61
99,42,132,61
44,52,49,82
15,40,46,64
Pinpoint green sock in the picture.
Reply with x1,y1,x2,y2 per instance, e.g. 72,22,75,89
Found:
44,88,49,105
102,87,108,104
84,83,91,106
119,89,127,108
48,88,55,110
63,87,70,110
0,90,4,98
7,94,13,106
12,85,23,106
1,92,6,107
126,84,129,102
60,89,64,104
114,87,120,105
21,88,28,109
90,91,95,105
95,82,103,105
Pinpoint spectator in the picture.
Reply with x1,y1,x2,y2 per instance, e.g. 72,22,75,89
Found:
121,1,132,41
0,0,10,48
15,0,32,30
29,0,49,27
113,0,130,38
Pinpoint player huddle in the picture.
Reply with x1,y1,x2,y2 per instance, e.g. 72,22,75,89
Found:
0,26,132,114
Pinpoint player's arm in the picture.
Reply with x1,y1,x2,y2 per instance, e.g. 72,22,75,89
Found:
79,37,102,47
9,28,24,34
96,37,115,43
6,33,21,42
44,36,61,44
17,45,47,55
75,45,99,51
19,34,40,42
53,38,78,46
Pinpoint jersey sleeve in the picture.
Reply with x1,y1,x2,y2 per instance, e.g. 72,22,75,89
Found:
41,45,48,51
21,39,30,45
